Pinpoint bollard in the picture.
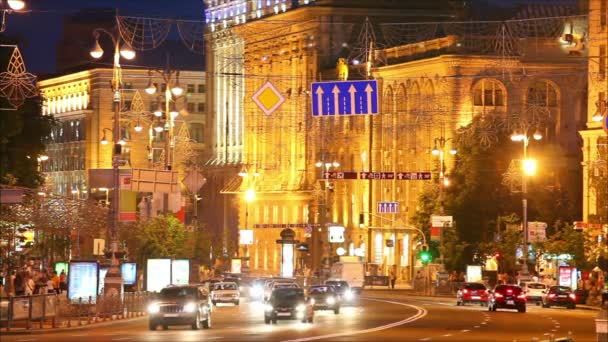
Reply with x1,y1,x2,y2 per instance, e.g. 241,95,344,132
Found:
88,296,92,324
78,297,82,326
7,296,13,332
52,294,57,328
26,295,32,330
41,294,46,329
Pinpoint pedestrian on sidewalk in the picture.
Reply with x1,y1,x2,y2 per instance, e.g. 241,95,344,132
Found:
59,270,67,293
389,269,397,289
24,275,35,296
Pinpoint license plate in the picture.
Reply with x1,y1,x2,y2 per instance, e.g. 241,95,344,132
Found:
558,295,567,298
507,300,514,305
164,313,179,317
277,312,291,317
472,296,481,300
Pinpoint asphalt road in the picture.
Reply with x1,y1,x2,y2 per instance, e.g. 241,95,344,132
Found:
2,293,599,342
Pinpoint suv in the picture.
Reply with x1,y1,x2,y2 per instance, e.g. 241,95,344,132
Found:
456,282,488,306
522,282,547,304
488,285,526,313
210,282,240,306
264,287,314,324
148,285,212,330
325,280,355,302
542,285,576,309
308,285,340,314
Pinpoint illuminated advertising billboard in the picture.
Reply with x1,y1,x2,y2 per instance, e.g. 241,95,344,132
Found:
121,262,137,285
171,259,190,285
68,261,99,303
146,259,171,292
54,262,68,276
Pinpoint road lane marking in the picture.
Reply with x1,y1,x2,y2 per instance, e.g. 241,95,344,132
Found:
283,298,427,342
17,339,37,342
461,329,470,333
442,334,452,337
111,338,131,341
474,326,480,328
419,339,431,341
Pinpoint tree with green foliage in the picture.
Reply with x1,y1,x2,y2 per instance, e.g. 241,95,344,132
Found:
122,215,194,266
534,224,589,270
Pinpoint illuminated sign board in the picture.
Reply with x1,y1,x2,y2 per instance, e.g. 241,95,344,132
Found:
98,266,109,295
240,229,254,245
146,259,171,292
281,244,294,278
54,262,68,276
68,261,99,303
171,259,190,285
121,262,137,286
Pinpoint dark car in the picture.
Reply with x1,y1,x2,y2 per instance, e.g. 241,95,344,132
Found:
325,280,355,303
456,282,488,306
308,285,340,314
264,287,314,324
148,285,212,330
542,285,576,309
488,285,526,313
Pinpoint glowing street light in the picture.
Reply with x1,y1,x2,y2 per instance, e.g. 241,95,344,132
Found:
523,159,537,176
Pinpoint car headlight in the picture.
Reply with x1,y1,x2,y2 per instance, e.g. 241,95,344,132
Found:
310,298,315,305
326,296,335,305
264,304,274,312
344,290,354,300
296,304,306,312
183,302,197,313
147,303,160,314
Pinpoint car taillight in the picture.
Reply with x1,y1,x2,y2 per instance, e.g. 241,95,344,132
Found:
569,293,576,300
494,293,503,298
548,294,556,299
507,289,513,294
517,294,526,299
463,289,468,294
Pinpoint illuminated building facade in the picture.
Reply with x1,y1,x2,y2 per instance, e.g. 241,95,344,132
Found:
580,0,608,226
38,68,208,203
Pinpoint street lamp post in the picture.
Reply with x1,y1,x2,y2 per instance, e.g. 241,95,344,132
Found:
511,127,542,276
431,136,456,265
90,27,135,296
313,157,339,273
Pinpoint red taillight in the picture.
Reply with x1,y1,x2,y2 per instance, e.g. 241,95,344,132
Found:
517,294,526,299
569,293,576,300
494,292,503,298
463,289,468,294
507,289,513,294
548,294,556,299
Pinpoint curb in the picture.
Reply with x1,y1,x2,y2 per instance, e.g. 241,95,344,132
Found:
1,316,147,335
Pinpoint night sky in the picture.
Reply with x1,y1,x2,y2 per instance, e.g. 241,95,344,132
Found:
3,0,569,74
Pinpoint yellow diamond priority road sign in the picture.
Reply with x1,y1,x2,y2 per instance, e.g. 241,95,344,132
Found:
252,81,285,116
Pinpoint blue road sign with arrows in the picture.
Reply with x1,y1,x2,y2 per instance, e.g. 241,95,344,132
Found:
311,80,379,116
377,201,399,214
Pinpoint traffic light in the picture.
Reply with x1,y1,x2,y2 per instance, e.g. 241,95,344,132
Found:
419,244,432,264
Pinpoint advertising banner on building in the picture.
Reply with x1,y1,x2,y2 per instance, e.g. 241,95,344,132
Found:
121,262,137,286
171,259,190,285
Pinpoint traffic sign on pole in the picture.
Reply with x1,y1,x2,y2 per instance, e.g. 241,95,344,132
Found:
396,171,432,180
311,80,379,116
322,171,358,179
377,201,399,213
360,171,395,180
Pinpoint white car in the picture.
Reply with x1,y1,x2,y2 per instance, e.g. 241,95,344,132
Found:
210,282,240,306
264,281,299,301
522,282,547,304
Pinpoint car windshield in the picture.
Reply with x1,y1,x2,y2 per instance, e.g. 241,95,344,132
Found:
160,287,198,299
326,281,348,290
495,285,522,294
213,283,237,291
309,286,332,294
271,288,305,304
527,283,546,289
464,283,486,290
551,286,571,293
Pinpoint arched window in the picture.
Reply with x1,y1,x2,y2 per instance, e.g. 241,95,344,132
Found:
527,80,558,107
473,79,505,107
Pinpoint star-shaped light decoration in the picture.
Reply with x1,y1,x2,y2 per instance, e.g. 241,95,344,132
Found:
0,47,37,109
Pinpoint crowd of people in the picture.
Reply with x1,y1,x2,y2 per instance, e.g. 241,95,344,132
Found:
0,264,67,297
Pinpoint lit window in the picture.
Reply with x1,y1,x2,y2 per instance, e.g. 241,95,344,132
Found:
527,80,558,107
473,79,505,107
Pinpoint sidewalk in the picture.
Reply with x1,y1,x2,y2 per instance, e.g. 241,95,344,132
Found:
1,314,147,335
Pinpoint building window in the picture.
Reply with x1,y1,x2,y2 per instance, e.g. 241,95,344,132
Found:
197,84,205,93
150,101,158,112
187,102,196,113
527,80,558,107
189,123,204,143
197,102,206,113
600,45,606,81
187,84,195,93
473,79,505,107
